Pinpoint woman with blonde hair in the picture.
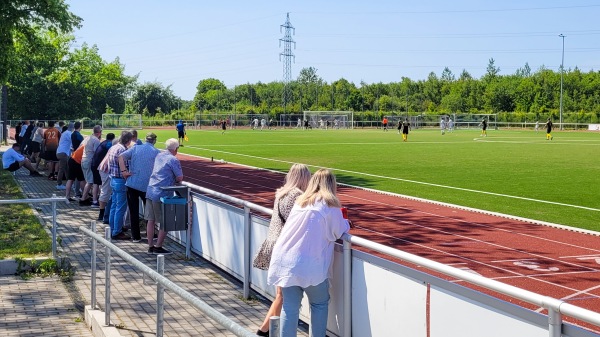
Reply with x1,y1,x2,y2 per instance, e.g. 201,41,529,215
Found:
267,169,350,337
253,163,311,336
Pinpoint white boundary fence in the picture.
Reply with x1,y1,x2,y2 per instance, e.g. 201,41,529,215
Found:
170,181,600,337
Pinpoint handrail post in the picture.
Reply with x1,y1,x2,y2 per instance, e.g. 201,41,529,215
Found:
185,187,191,259
243,206,251,299
51,193,57,258
104,227,111,326
91,221,97,310
156,254,165,337
343,238,352,337
548,307,562,337
269,316,281,337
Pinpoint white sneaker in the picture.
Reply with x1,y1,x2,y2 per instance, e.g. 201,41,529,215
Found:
56,185,66,190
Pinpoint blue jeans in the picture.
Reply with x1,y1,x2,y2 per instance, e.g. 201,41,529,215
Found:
109,177,127,236
281,279,330,337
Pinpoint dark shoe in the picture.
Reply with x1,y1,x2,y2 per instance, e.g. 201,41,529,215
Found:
147,246,155,254
79,198,93,206
30,171,42,177
111,232,131,240
102,220,109,225
152,246,172,255
256,329,269,337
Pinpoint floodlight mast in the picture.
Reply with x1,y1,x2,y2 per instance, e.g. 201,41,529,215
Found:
559,34,565,131
280,13,296,114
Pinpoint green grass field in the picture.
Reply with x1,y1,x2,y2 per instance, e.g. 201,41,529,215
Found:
130,126,600,232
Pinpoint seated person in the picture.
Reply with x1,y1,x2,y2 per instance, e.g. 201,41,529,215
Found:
2,143,42,176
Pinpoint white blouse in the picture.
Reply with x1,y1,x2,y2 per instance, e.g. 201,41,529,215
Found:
267,200,350,288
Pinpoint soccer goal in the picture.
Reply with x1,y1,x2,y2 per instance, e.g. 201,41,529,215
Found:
454,113,498,130
102,114,143,130
302,111,354,129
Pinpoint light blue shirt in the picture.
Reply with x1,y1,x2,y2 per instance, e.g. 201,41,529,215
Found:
146,150,183,202
57,130,72,155
120,142,159,192
2,148,25,169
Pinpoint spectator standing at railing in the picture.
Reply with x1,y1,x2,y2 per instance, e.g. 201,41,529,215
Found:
268,169,351,337
118,132,159,243
253,163,311,337
93,133,115,222
55,122,74,190
144,138,183,255
30,122,45,167
15,122,22,145
78,125,103,207
42,121,60,180
99,130,133,240
71,121,84,150
21,120,35,155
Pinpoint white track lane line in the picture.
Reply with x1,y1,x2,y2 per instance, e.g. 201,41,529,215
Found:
179,154,600,302
354,208,599,273
342,191,600,254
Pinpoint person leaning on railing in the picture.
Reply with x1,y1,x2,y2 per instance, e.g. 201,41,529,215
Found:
144,138,183,255
267,169,351,337
252,163,311,337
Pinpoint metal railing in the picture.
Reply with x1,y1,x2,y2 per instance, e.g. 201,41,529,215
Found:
0,195,67,258
79,222,257,337
182,181,600,337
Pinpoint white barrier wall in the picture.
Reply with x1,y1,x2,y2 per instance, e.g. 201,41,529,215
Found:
167,191,600,337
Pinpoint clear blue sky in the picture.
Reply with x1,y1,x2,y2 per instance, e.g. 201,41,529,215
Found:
67,1,600,100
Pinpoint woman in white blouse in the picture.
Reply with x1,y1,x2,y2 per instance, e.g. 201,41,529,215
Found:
267,169,350,337
253,163,311,336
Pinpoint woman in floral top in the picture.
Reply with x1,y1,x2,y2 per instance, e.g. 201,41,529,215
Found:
253,163,311,336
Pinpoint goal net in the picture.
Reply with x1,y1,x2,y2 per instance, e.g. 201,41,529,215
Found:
102,114,143,130
454,113,497,130
194,113,268,128
302,111,354,129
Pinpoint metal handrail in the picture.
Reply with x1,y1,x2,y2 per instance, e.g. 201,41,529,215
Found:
182,181,600,334
0,195,67,258
79,225,255,337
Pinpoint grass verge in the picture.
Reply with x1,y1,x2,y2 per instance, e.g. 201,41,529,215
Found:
0,165,52,259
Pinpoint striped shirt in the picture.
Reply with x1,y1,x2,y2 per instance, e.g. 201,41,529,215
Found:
105,143,128,178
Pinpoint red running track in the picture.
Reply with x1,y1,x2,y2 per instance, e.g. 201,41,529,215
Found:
178,153,600,331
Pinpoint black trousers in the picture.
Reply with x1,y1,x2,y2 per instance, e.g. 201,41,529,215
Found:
126,187,146,240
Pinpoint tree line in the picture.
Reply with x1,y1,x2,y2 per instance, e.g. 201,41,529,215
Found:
3,1,600,126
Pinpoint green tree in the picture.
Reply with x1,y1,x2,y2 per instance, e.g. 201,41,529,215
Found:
133,82,180,116
193,78,226,111
1,0,81,140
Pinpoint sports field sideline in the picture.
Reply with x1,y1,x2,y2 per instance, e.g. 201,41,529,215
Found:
109,126,600,231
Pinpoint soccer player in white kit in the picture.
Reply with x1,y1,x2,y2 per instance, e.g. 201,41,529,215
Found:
440,118,447,135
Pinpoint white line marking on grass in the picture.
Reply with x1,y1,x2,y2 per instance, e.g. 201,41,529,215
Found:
473,137,600,145
186,145,600,212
